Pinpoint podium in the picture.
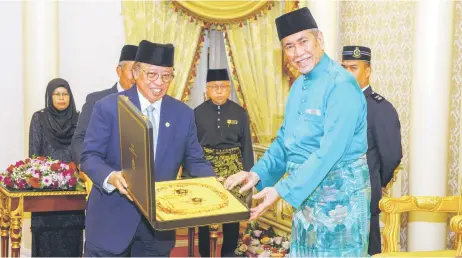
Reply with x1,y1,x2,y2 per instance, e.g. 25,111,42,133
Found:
118,96,250,256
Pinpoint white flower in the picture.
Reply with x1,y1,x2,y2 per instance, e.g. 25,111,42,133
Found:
247,246,258,254
42,176,52,186
26,168,34,175
273,236,283,245
58,173,68,187
251,239,260,246
281,241,290,250
51,173,59,181
258,250,271,258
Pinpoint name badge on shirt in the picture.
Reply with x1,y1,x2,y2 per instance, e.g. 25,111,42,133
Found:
306,109,322,116
227,119,238,126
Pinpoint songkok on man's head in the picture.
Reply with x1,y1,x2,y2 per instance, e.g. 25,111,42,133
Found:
275,7,318,41
135,40,174,67
342,46,371,62
206,69,229,82
119,45,138,62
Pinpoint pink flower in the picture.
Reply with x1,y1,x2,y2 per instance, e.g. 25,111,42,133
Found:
4,177,12,187
69,177,77,188
273,237,282,245
16,179,27,190
15,161,25,167
42,176,52,187
253,230,262,238
63,170,73,178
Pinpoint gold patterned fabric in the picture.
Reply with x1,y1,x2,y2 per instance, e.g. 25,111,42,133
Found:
338,1,415,250
121,1,202,101
172,1,272,24
224,1,290,143
203,147,246,200
448,1,462,248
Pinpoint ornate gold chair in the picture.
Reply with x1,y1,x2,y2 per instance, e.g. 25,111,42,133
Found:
373,195,462,257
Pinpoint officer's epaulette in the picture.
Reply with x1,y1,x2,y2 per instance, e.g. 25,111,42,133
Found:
371,91,384,103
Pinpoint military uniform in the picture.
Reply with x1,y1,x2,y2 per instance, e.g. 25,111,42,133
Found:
194,69,254,257
343,46,403,255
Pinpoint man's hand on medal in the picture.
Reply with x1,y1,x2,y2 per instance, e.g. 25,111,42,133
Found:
108,171,133,201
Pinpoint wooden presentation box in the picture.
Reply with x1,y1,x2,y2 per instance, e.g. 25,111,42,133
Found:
117,96,249,231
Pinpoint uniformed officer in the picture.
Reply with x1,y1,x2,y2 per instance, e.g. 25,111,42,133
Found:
194,68,254,257
341,45,403,255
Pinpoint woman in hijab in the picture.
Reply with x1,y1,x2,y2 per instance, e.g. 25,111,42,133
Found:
28,78,85,257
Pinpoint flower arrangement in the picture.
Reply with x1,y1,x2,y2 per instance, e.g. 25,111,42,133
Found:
235,221,290,258
0,156,83,191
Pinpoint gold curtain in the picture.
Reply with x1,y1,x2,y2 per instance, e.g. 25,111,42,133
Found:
122,1,203,101
173,1,272,24
283,1,301,85
224,2,290,144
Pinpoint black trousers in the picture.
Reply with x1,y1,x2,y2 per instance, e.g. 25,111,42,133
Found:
368,214,381,255
199,222,239,257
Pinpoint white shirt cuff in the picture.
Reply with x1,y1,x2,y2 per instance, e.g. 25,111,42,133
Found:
103,172,116,193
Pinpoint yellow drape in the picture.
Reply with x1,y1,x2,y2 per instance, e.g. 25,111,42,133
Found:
283,1,301,84
122,1,203,101
173,1,271,24
224,2,290,144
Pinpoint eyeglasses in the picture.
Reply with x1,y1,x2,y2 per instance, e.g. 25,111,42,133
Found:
140,68,175,83
52,92,70,97
207,85,230,91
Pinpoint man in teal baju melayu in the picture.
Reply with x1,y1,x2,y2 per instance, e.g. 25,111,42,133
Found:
225,7,371,257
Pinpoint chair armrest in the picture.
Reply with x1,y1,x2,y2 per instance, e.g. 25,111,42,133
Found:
451,215,462,256
380,196,458,214
379,195,459,253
